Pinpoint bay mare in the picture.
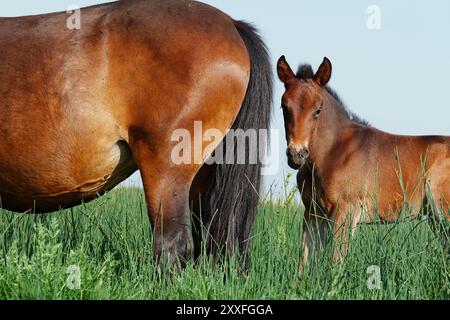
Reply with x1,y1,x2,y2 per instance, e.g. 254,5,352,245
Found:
0,0,273,265
277,56,449,269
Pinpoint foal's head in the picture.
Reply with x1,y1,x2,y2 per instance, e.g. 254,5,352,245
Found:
277,56,332,169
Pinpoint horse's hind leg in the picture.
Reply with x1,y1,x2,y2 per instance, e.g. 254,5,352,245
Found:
189,163,214,260
427,174,450,254
129,136,201,265
426,193,449,254
427,205,449,255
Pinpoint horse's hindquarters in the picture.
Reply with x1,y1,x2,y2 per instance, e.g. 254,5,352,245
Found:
0,0,259,265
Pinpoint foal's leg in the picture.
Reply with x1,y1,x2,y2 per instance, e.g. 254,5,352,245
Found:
300,214,329,274
427,162,450,253
428,212,449,255
332,204,362,262
427,194,449,254
298,167,329,273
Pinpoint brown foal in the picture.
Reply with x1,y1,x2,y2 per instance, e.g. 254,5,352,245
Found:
277,56,449,269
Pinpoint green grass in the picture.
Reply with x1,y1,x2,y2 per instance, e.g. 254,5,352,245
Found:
0,187,448,300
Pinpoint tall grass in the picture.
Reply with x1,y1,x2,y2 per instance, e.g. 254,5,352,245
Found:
0,187,448,300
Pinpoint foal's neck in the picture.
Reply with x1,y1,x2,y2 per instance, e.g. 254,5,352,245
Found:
309,92,354,171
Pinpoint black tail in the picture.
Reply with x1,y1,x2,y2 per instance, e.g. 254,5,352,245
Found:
201,21,273,261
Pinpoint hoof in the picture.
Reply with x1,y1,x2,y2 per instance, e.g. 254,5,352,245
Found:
153,227,193,267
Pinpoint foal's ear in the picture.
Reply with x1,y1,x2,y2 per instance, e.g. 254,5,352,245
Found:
277,56,296,84
313,57,332,87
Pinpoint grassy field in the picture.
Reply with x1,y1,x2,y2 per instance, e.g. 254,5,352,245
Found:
0,187,448,300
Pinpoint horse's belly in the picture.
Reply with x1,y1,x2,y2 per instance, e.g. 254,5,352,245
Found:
56,140,138,196
0,139,137,213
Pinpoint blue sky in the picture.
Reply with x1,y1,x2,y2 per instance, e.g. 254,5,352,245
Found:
2,1,450,197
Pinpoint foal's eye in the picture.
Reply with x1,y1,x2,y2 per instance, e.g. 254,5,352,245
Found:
314,107,323,118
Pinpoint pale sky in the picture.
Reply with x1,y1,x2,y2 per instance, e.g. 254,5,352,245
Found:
2,1,449,198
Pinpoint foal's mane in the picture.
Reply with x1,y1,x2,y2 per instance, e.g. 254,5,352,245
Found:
296,64,370,126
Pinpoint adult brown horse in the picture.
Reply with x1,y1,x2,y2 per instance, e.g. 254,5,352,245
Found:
0,0,272,264
277,56,449,269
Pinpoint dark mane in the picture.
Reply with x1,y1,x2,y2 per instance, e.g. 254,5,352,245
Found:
296,64,370,126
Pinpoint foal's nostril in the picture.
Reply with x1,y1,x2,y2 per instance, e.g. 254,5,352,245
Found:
287,147,309,164
288,147,296,158
288,147,308,157
300,148,309,159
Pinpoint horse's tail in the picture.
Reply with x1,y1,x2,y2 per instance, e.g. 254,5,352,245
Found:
203,20,273,261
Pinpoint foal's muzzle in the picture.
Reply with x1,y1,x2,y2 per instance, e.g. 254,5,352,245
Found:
287,146,309,169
